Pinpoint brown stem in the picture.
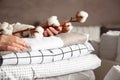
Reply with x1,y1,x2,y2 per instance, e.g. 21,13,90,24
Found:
67,17,79,22
12,27,39,37
0,29,3,32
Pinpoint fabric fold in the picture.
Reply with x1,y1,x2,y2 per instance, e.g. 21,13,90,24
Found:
0,42,94,66
0,54,101,80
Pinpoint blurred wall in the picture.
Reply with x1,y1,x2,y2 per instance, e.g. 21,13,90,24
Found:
0,0,120,26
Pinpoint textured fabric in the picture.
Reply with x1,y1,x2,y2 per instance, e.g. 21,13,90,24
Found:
56,32,89,46
116,35,120,62
104,65,120,80
25,31,88,50
99,34,118,60
0,32,88,55
23,36,64,51
0,42,94,66
0,54,101,80
71,26,100,42
35,70,95,80
0,36,64,56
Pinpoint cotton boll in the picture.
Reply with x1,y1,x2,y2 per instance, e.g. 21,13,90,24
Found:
35,26,44,33
65,22,73,32
47,16,60,26
13,22,35,32
1,22,9,30
1,22,13,35
13,22,23,32
34,26,44,38
77,11,88,23
12,22,35,37
6,25,13,35
34,33,43,38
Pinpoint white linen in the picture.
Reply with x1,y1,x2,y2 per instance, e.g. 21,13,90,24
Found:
0,54,101,80
23,36,64,50
34,70,95,80
1,42,94,65
72,26,100,42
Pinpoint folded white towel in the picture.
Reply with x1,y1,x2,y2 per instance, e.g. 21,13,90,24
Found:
0,54,101,80
23,36,64,50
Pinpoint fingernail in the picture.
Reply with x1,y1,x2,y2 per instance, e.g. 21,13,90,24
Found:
15,48,21,52
21,47,30,52
24,43,29,48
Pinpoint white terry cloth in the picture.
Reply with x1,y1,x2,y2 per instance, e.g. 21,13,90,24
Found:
0,54,101,80
23,36,64,50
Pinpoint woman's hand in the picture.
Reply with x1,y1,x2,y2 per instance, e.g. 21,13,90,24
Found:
41,22,62,37
43,26,62,37
0,35,29,51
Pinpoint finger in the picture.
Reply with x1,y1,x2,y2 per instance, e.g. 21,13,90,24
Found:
10,43,28,51
0,43,27,51
49,27,58,35
6,46,21,51
43,30,48,37
57,26,62,31
0,45,6,51
14,36,29,47
46,28,54,36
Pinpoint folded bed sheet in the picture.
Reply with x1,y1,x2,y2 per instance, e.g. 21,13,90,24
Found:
0,42,94,66
0,54,101,80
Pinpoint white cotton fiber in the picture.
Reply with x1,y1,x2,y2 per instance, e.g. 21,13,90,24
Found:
65,22,73,32
1,22,13,35
13,22,35,32
47,16,60,26
34,26,44,38
77,11,88,23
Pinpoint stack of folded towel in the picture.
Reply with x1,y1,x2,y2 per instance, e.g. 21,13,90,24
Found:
0,32,101,80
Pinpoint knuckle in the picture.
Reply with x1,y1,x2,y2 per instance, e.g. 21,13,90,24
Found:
6,45,9,50
0,35,5,40
7,42,13,46
12,36,17,42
